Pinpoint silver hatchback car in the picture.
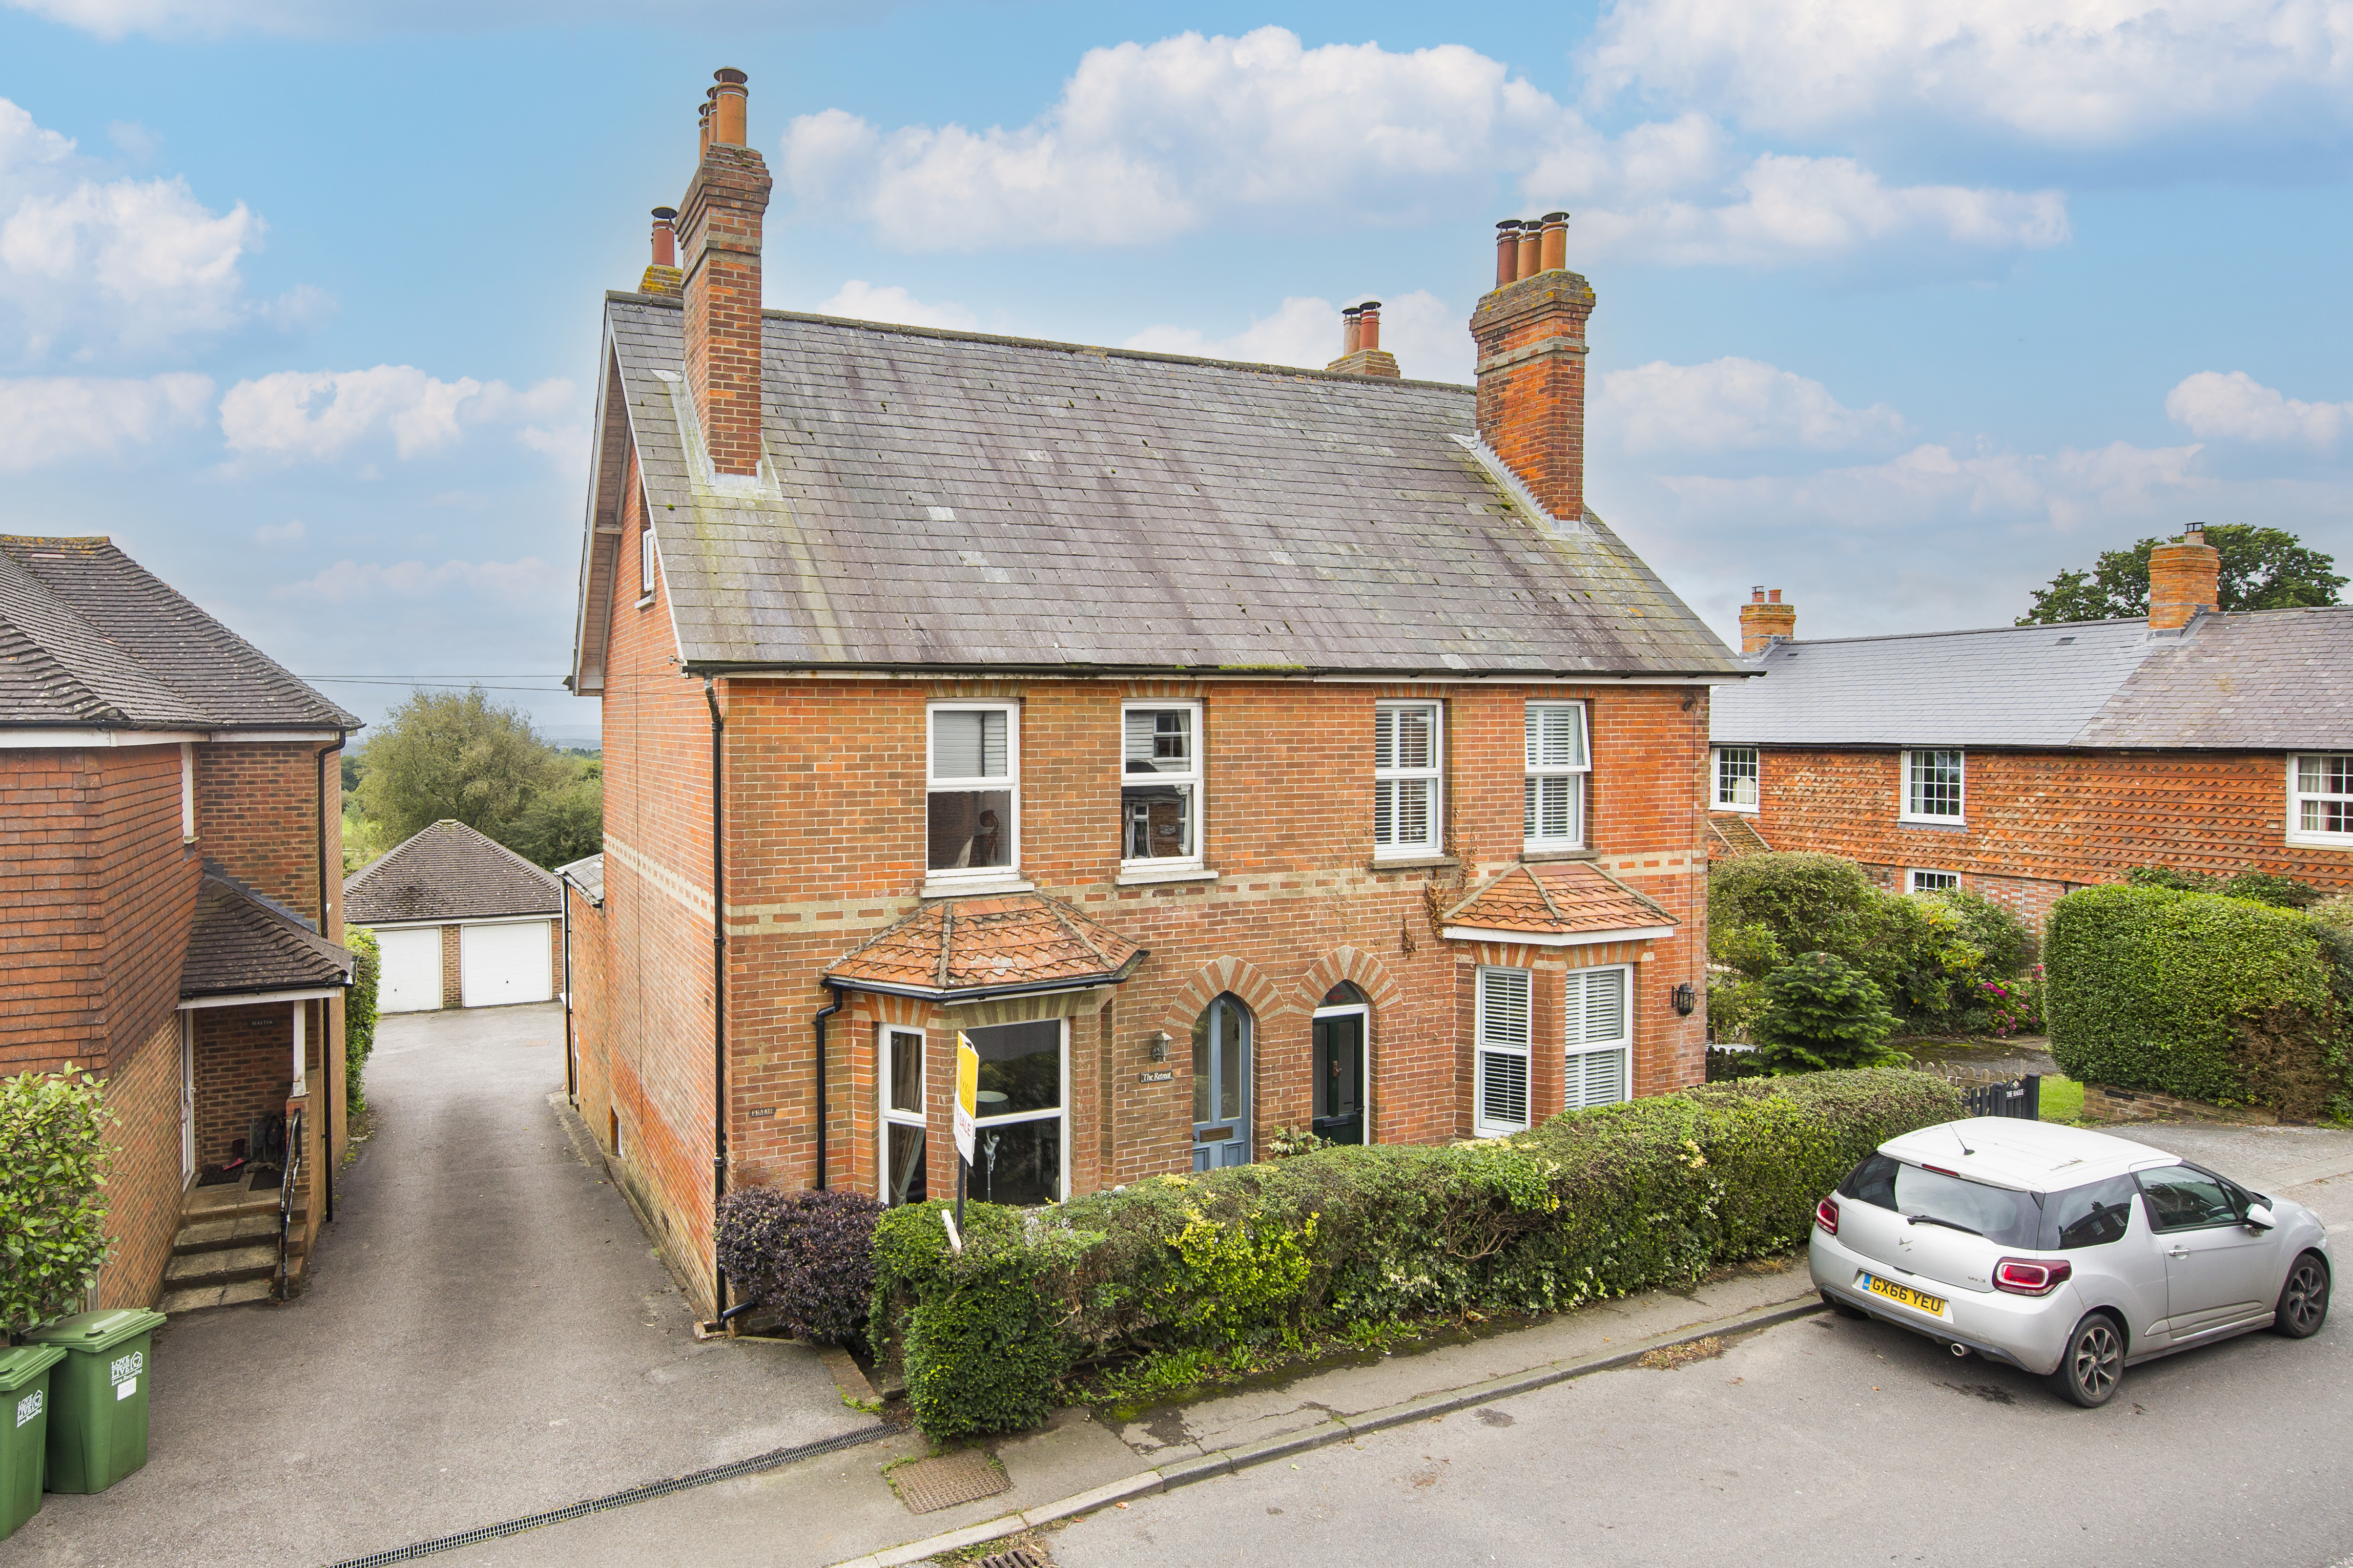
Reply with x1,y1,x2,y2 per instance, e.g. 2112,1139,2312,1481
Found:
1810,1118,2332,1406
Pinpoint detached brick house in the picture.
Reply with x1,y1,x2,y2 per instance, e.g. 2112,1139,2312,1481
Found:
564,72,1746,1313
1709,531,2353,923
0,536,357,1312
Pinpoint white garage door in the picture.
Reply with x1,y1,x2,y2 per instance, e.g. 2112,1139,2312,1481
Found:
376,928,442,1013
459,921,553,1008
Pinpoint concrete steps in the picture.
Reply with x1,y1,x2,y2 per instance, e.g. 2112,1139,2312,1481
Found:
161,1174,310,1316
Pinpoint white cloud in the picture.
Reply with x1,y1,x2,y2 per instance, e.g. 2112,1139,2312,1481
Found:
1584,0,2353,146
270,556,556,605
1122,290,1471,382
0,371,212,472
817,280,978,331
781,28,2068,269
217,366,580,462
252,518,303,544
2165,370,2351,449
1597,357,1908,455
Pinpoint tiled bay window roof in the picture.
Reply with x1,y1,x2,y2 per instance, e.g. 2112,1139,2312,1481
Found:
824,894,1147,1002
1439,860,1678,945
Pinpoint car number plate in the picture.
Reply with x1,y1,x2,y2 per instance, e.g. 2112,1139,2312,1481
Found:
1859,1271,1949,1319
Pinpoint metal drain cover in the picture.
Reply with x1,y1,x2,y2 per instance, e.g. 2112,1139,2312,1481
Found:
892,1448,1010,1514
974,1547,1049,1568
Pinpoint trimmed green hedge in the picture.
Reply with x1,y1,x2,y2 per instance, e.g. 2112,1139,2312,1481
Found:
2046,882,2345,1109
870,1070,1963,1438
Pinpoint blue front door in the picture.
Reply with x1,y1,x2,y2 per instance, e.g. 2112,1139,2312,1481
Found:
1192,995,1251,1171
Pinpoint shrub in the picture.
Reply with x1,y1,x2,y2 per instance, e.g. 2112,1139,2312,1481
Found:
2124,864,2326,909
1921,888,2036,977
868,1071,1963,1439
715,1186,882,1343
1749,953,1905,1073
345,927,380,1119
2046,882,2343,1109
0,1068,114,1334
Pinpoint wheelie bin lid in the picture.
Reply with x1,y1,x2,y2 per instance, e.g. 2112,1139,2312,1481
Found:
24,1309,167,1354
0,1345,64,1390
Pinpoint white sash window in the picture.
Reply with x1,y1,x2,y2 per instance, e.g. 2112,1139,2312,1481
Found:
1374,701,1442,858
1524,703,1590,849
1475,966,1532,1137
1564,965,1632,1110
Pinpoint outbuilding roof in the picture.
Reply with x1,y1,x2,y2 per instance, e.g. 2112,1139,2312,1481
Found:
823,894,1146,1002
181,863,353,999
1711,605,2353,751
0,536,358,733
343,820,562,925
571,296,1744,686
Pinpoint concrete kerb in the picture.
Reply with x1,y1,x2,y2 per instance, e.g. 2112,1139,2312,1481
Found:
824,1291,1827,1568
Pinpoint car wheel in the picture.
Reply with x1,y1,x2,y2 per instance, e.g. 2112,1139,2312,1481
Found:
1820,1289,1868,1321
2273,1252,2330,1339
2047,1313,2125,1409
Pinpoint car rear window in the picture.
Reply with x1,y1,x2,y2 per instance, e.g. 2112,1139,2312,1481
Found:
1839,1153,2039,1247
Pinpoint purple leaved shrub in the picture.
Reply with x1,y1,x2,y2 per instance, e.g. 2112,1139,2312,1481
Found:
716,1186,882,1343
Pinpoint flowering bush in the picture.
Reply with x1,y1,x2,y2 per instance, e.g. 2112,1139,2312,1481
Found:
1977,968,2046,1038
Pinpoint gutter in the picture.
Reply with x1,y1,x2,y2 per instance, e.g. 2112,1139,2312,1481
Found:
703,679,729,1325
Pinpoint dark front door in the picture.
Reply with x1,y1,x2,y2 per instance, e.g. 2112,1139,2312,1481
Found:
1312,1009,1366,1145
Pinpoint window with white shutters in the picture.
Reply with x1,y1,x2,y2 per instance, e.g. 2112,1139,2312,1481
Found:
1524,703,1589,848
1374,702,1442,857
1475,966,1532,1136
1563,965,1632,1110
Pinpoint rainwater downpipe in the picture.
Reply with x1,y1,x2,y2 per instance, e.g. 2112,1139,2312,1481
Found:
315,732,344,1225
560,878,577,1102
812,981,844,1192
704,679,729,1321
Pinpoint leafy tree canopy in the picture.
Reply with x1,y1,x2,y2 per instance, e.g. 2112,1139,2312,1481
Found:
352,688,601,869
2018,525,2345,625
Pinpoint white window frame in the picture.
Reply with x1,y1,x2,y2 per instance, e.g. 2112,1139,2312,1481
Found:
1474,966,1533,1138
878,1025,927,1208
1523,702,1590,850
1119,701,1205,873
925,701,1021,888
1564,964,1632,1111
1899,748,1966,824
2287,754,2353,848
1907,869,1960,894
638,518,657,604
1712,746,1760,813
1373,700,1444,860
965,1018,1070,1206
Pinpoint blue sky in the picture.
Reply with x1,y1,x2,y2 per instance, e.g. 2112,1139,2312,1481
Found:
2,0,2348,747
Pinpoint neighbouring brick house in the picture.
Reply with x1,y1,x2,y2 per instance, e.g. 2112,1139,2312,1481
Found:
563,72,1747,1314
0,536,357,1312
1709,531,2353,926
345,820,564,1012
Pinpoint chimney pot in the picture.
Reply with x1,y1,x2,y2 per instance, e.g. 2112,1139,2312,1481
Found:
1739,589,1797,653
1495,220,1523,286
1341,305,1363,356
650,206,677,267
1767,589,1781,603
1358,300,1381,352
1515,221,1542,282
711,68,749,147
1538,212,1568,274
1750,586,1765,602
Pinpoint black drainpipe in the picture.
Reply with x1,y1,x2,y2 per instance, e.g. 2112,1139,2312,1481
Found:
315,731,344,1225
812,981,844,1191
704,679,728,1319
560,877,577,1102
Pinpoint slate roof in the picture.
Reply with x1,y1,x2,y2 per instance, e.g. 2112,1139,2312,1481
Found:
572,295,1745,685
1711,606,2353,751
1439,860,1677,941
344,820,562,925
823,894,1147,1001
555,852,604,906
0,537,359,731
181,862,353,999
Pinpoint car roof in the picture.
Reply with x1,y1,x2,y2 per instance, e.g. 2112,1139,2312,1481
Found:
1879,1118,2182,1193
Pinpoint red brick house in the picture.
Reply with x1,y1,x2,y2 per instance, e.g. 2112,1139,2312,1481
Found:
1708,531,2353,923
564,72,1747,1315
345,820,564,1013
0,536,357,1313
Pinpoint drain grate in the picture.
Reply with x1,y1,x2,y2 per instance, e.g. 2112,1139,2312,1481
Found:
974,1545,1049,1568
892,1447,1009,1514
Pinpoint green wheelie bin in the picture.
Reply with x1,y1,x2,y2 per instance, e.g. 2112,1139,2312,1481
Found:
0,1345,65,1538
25,1309,167,1494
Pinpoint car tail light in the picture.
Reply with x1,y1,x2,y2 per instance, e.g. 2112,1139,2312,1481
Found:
1815,1198,1839,1235
1992,1257,2072,1296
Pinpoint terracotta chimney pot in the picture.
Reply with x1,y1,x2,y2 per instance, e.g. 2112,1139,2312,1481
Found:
1358,301,1381,351
1342,306,1363,356
2148,525,2222,631
1495,220,1522,286
650,206,677,267
1515,222,1542,282
1538,212,1568,274
711,68,749,147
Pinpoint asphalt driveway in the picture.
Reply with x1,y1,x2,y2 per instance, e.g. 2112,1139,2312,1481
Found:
16,1002,866,1568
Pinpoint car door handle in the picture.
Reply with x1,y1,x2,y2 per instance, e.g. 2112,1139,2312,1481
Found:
2168,1247,2191,1259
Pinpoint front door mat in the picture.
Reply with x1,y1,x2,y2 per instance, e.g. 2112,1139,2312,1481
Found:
891,1448,1009,1515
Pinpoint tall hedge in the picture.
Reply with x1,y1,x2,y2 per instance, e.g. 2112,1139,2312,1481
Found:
2046,882,2344,1110
345,926,379,1118
870,1070,1962,1438
0,1069,114,1333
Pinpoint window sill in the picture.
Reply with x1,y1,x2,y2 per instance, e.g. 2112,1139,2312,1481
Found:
635,593,655,610
2284,832,2353,851
1116,864,1218,886
1520,846,1595,863
1367,854,1459,872
1713,803,1760,815
1896,817,1966,830
920,876,1036,900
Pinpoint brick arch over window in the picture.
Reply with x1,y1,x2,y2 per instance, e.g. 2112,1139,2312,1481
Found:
1161,956,1288,1042
1297,946,1403,1017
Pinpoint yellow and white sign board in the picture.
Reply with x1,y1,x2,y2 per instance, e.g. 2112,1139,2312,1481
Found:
953,1033,979,1164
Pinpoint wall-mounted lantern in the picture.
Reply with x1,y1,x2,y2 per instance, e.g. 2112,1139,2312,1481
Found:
1149,1031,1172,1063
1671,982,1698,1017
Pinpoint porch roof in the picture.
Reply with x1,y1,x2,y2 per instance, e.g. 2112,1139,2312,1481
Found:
181,863,353,1000
823,894,1147,1002
1439,860,1678,944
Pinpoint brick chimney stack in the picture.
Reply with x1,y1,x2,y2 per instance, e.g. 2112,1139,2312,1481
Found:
1327,299,1400,377
1471,212,1592,520
641,207,683,297
1739,587,1795,653
2148,525,2222,631
678,68,772,479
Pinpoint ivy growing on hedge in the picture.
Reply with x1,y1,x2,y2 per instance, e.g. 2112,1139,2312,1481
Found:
2046,882,2347,1115
869,1069,1963,1439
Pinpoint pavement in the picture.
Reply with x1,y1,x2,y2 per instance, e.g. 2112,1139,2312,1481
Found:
12,1002,868,1568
